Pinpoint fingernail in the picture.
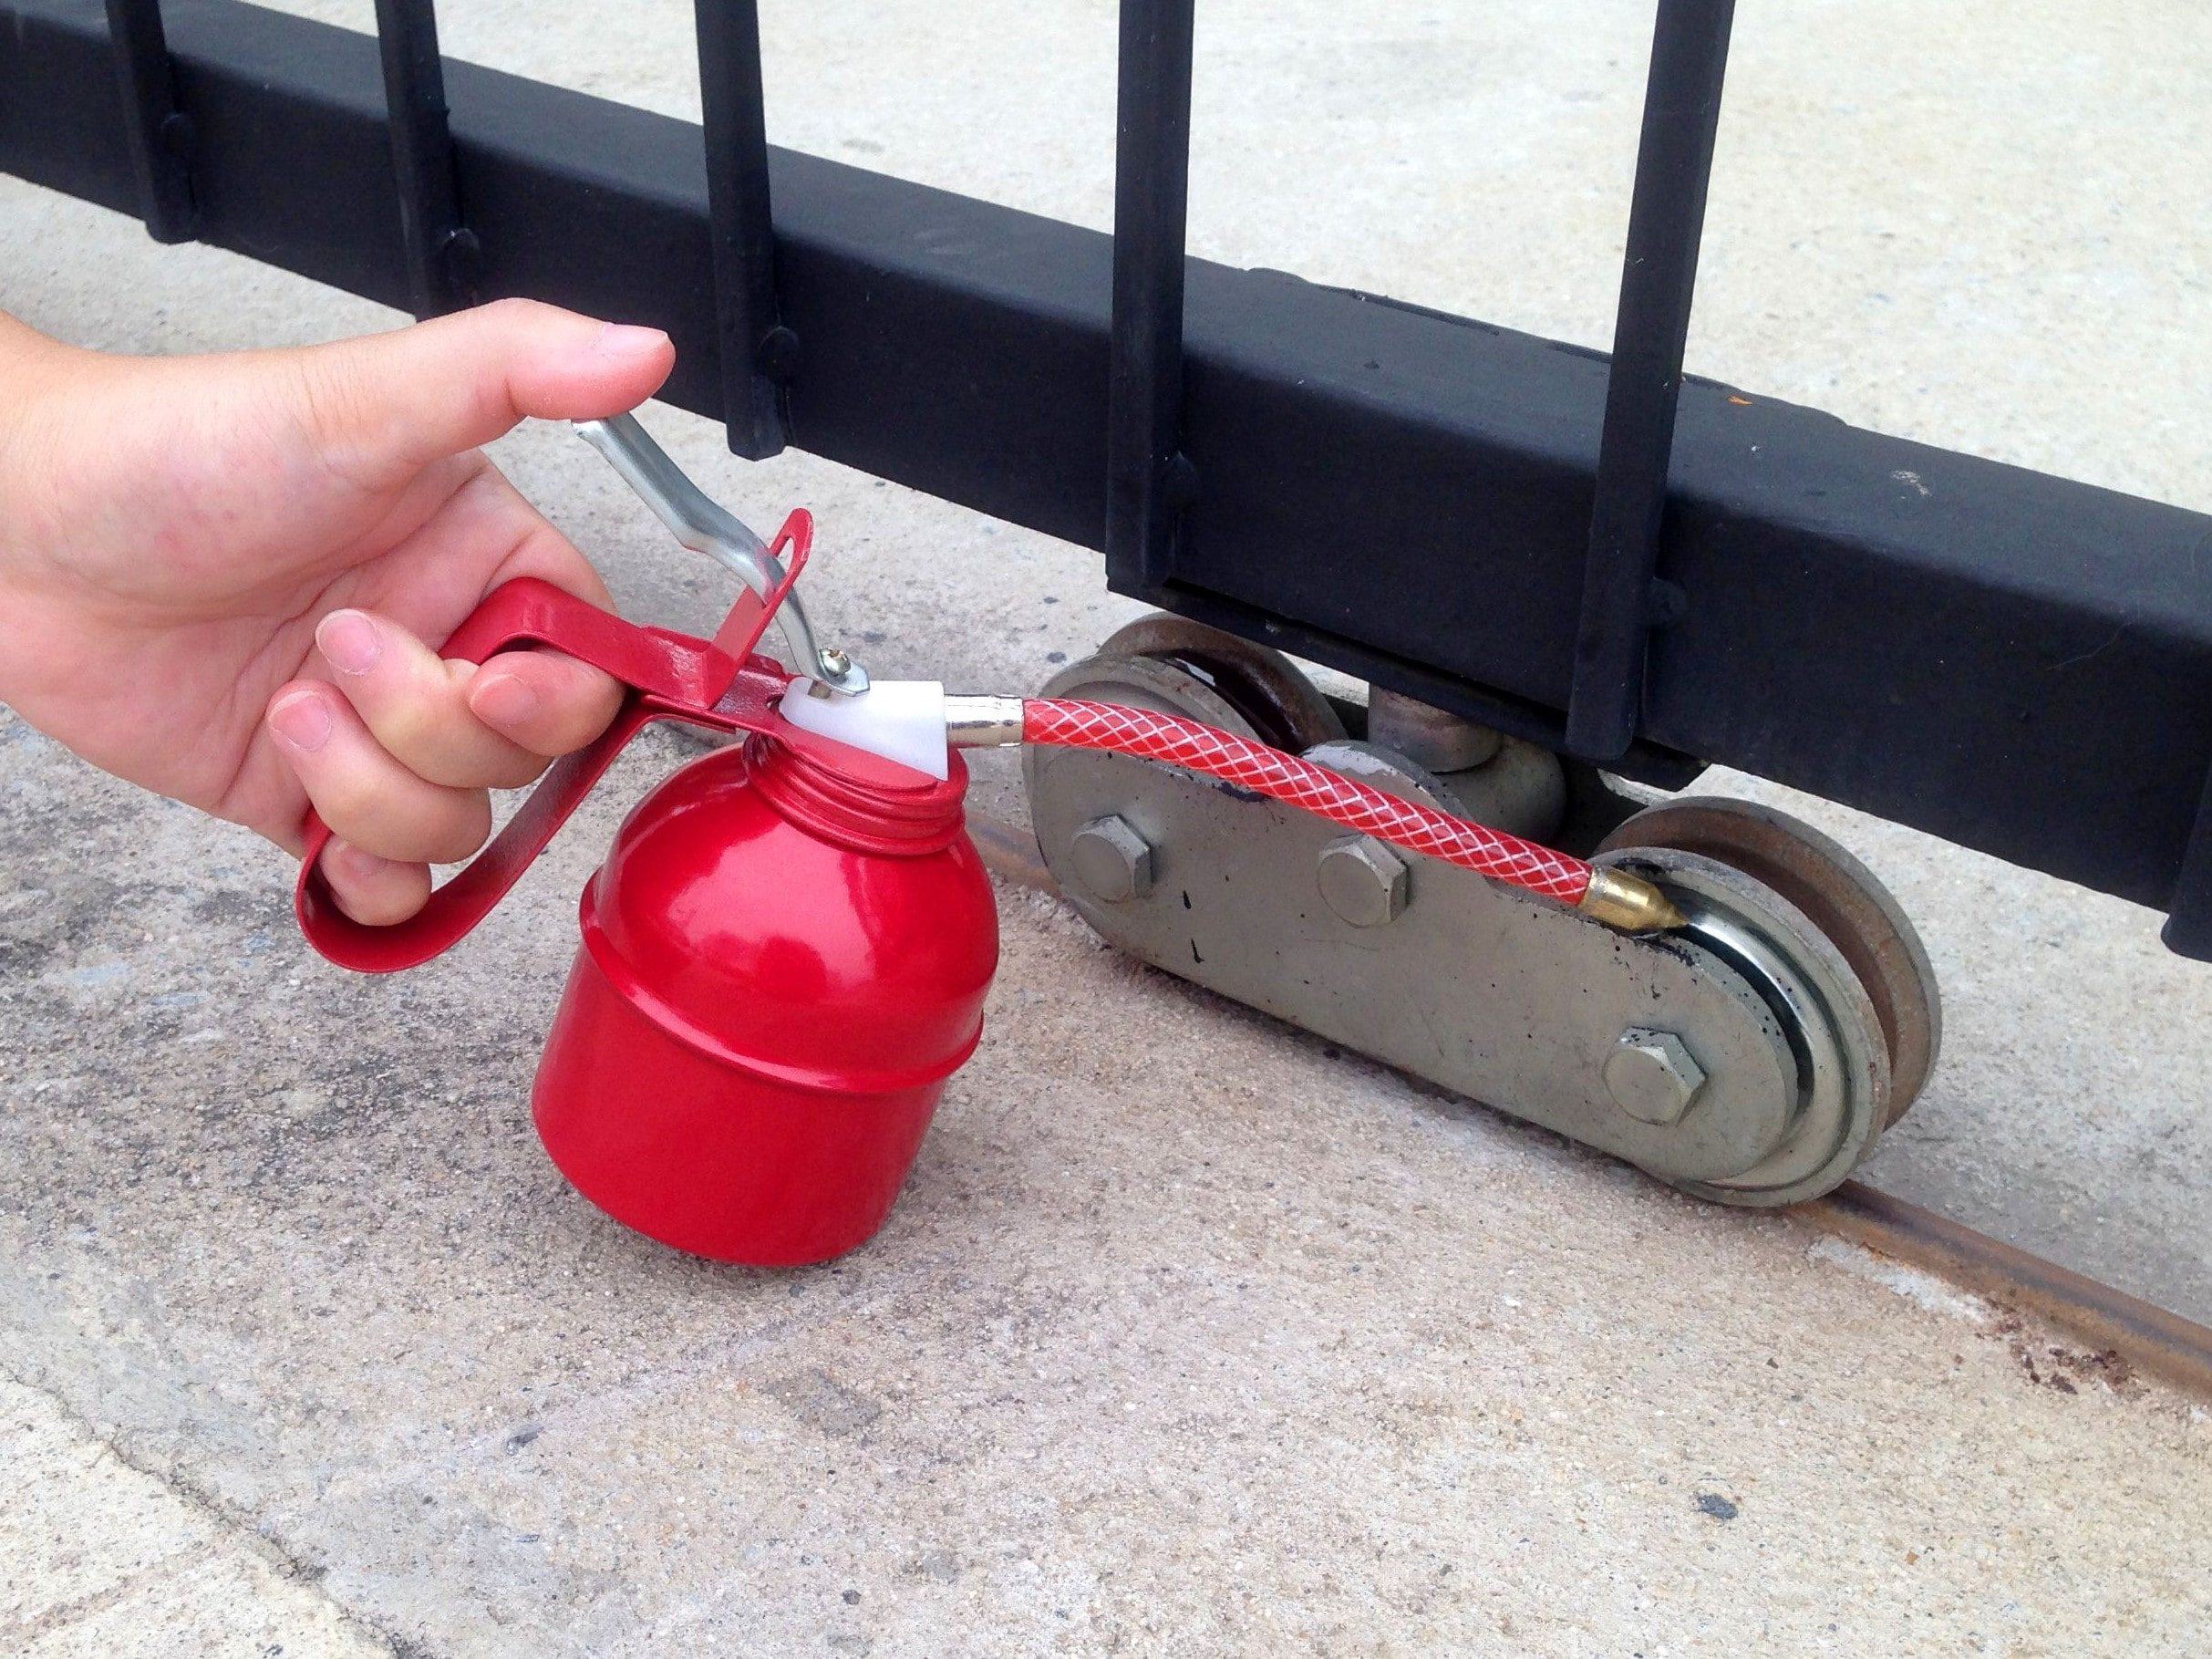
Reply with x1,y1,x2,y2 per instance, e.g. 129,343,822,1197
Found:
471,670,539,727
331,842,389,883
590,322,669,361
317,610,382,676
268,690,333,752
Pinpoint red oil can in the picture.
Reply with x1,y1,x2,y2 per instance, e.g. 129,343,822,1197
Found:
293,512,999,1265
535,736,995,1263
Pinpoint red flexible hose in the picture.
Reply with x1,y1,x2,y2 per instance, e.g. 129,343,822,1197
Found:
1021,697,1594,908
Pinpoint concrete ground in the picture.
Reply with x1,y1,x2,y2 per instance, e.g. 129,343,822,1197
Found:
4,0,2210,1652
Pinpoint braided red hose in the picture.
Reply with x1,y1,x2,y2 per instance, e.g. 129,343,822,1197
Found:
1022,697,1594,907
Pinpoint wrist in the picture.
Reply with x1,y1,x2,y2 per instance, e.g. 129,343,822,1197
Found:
0,316,89,693
0,312,96,543
0,311,79,490
0,310,83,404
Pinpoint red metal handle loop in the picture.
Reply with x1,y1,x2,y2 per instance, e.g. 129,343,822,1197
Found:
295,512,812,972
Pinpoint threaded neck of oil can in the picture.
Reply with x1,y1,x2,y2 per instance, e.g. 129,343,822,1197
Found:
743,732,968,856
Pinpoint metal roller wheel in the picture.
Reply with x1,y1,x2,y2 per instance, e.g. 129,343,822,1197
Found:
1030,630,1917,1208
1029,618,1354,897
1024,649,1261,887
1097,614,1346,752
1591,844,1896,1206
1028,649,1262,741
1597,797,1940,1125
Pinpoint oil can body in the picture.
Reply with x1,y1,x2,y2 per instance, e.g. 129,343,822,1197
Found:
532,737,998,1265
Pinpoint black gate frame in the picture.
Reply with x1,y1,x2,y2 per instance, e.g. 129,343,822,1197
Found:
9,0,2212,954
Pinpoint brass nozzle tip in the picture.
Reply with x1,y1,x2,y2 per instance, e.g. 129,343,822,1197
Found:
1577,866,1687,934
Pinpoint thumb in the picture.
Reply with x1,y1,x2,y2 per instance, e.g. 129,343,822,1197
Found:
290,297,676,477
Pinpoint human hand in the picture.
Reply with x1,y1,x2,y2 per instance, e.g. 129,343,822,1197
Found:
0,299,676,923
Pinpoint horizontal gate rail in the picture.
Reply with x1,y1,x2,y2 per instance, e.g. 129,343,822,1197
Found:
6,0,2211,947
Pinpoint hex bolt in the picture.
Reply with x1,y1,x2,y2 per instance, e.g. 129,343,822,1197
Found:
1604,1028,1709,1126
1317,835,1409,928
1070,814,1155,903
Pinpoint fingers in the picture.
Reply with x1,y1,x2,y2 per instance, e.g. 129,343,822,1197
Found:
274,607,625,925
293,297,676,479
265,682,491,865
318,839,433,928
315,606,624,781
465,648,626,759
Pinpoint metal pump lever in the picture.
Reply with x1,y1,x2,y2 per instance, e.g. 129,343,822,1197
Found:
574,413,868,696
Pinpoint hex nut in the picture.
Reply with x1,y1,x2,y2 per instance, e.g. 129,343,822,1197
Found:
1070,814,1155,903
1604,1028,1709,1126
1317,835,1409,928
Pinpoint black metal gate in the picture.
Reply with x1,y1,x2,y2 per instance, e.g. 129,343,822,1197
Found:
6,0,2211,952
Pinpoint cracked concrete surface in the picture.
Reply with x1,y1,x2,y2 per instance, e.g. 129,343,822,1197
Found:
4,0,2211,1651
2,1374,387,1656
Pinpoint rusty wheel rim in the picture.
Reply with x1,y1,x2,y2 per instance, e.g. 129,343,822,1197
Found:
1100,614,1345,753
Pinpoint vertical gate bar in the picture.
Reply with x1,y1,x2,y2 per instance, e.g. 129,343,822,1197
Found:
2161,772,2212,956
1106,0,1198,593
102,0,194,243
694,0,789,460
1565,0,1737,761
373,0,478,318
